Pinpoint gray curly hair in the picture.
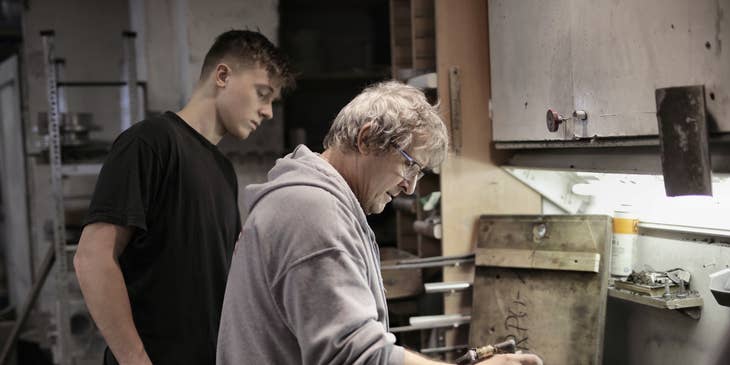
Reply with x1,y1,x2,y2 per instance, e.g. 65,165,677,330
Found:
323,81,449,168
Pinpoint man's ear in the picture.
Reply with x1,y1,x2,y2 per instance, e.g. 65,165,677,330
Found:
214,64,231,88
356,121,374,155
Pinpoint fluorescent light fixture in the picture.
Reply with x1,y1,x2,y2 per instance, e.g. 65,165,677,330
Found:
507,168,730,231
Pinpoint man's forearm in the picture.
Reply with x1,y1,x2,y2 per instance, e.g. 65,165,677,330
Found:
75,256,150,364
403,349,543,365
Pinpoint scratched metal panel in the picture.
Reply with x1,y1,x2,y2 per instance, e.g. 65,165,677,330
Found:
470,215,612,365
491,0,730,141
490,0,574,141
572,0,730,138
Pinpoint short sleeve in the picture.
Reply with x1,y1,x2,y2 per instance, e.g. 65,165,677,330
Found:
84,136,162,231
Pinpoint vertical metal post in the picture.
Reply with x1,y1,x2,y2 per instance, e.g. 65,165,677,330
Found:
40,30,70,365
53,58,67,115
121,31,139,130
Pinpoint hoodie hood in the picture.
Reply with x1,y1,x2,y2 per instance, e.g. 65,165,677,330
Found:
243,144,369,230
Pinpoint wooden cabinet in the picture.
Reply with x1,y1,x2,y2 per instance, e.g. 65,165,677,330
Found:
490,0,730,142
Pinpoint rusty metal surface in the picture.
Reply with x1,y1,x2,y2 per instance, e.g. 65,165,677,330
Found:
470,215,611,365
655,85,712,196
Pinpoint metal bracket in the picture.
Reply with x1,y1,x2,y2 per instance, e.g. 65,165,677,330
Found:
448,67,462,154
380,253,475,270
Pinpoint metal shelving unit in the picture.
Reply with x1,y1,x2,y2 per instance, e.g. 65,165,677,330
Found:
0,30,147,365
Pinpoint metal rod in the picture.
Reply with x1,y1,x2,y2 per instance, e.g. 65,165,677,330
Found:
0,246,55,365
420,344,470,355
381,254,475,270
390,315,471,333
396,253,475,265
424,281,472,293
381,258,474,270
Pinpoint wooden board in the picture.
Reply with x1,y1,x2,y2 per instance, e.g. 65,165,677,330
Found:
476,248,600,273
470,215,611,365
434,0,543,358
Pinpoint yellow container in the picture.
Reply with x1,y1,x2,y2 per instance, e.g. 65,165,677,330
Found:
611,205,638,277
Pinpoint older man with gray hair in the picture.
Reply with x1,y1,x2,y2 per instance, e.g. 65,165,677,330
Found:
216,81,541,365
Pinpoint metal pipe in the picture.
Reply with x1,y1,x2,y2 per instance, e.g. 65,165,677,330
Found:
389,315,470,333
396,253,475,265
381,258,473,270
420,344,469,355
424,281,472,293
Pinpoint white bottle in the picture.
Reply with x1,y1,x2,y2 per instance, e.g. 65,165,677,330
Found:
611,204,638,278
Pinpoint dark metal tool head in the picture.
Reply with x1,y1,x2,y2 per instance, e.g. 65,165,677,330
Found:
655,85,712,197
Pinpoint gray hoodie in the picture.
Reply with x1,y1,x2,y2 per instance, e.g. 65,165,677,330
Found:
217,145,405,365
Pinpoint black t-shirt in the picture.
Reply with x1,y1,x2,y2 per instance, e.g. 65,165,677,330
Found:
84,112,241,365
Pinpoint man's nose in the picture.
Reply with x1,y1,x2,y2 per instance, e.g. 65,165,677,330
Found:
399,175,417,195
259,102,273,120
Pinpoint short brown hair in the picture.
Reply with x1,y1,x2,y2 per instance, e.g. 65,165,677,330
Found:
200,30,295,90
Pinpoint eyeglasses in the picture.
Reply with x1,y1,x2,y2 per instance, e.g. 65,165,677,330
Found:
397,148,428,181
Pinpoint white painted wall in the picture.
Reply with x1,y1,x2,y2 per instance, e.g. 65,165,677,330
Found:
138,0,284,158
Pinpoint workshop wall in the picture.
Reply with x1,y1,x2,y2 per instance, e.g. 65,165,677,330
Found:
19,0,283,310
22,0,132,146
604,236,730,365
137,0,285,160
135,0,283,227
20,0,133,322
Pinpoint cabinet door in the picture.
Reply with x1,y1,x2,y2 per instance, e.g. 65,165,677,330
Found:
490,0,574,141
572,0,730,138
491,0,730,141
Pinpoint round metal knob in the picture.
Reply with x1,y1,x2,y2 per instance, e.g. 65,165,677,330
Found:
546,109,567,132
573,110,588,120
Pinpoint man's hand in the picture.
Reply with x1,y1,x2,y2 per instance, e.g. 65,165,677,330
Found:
475,353,542,365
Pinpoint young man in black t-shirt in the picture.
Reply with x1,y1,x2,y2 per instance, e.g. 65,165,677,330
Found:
74,30,294,365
